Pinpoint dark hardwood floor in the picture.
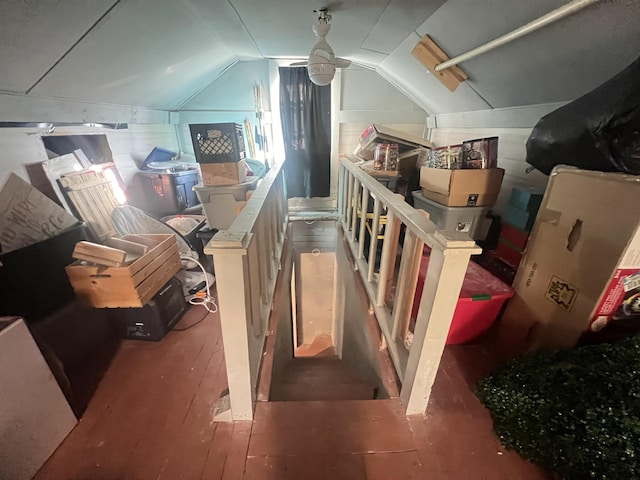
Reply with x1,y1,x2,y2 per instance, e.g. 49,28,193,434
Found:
34,305,549,480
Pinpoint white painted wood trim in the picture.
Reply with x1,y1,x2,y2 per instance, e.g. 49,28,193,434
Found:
338,157,481,415
212,251,255,421
401,242,473,415
427,102,567,129
367,198,382,283
358,186,369,259
205,163,288,421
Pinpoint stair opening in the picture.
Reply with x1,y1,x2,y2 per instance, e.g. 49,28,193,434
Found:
265,217,400,403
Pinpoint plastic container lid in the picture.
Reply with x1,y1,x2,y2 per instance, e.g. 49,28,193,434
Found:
141,147,178,170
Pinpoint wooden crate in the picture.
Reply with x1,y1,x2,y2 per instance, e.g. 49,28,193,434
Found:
66,234,181,308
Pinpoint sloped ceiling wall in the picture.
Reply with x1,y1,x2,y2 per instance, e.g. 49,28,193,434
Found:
1,0,639,116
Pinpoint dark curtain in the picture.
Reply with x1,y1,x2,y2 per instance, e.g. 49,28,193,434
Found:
279,67,331,198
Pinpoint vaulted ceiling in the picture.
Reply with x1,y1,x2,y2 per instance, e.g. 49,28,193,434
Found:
1,0,639,114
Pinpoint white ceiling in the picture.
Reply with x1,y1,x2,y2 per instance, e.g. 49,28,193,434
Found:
0,0,639,115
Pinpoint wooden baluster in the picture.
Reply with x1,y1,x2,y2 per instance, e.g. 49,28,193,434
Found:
390,231,424,341
350,179,360,242
345,171,354,231
268,199,278,274
382,216,402,307
367,197,382,282
376,210,396,307
338,165,345,222
246,236,262,336
358,186,369,259
256,217,269,303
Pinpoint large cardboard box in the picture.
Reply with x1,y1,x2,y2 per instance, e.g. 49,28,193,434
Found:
502,167,640,350
420,167,504,207
0,173,78,253
200,160,248,186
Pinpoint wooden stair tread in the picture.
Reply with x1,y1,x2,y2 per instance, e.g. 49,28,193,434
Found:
271,358,377,401
278,358,368,385
270,382,375,401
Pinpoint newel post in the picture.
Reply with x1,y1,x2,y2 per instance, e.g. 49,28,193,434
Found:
206,231,255,421
401,231,481,415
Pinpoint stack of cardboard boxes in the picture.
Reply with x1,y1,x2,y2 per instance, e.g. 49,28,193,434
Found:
495,186,544,269
415,137,505,241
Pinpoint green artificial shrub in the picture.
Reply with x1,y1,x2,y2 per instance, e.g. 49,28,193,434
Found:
476,335,640,480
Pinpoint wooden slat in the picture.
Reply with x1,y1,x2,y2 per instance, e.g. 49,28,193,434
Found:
247,235,262,336
344,168,355,232
411,35,468,92
357,186,369,259
376,211,396,307
367,197,382,282
384,217,402,307
72,241,127,267
391,232,424,342
350,178,360,242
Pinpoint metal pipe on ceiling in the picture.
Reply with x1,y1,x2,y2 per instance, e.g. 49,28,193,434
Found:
434,0,601,72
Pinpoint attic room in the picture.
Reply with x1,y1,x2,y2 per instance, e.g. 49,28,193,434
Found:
1,0,640,479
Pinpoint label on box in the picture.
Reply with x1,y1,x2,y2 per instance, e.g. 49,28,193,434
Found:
544,275,579,311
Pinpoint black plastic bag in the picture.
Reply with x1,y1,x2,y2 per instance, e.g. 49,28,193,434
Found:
526,56,640,175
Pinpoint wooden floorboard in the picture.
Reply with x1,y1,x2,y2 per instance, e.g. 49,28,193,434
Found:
34,303,549,480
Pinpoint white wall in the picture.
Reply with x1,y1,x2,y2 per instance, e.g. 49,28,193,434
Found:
0,124,179,191
177,60,272,163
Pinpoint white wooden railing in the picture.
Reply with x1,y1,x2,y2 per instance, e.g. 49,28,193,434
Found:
338,156,481,415
205,162,288,421
207,157,480,420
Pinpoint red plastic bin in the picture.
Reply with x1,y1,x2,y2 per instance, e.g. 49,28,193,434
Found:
411,249,514,344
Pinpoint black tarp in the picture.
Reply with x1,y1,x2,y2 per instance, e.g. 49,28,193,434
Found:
526,56,640,175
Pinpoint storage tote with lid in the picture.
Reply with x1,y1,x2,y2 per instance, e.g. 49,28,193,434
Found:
412,190,490,241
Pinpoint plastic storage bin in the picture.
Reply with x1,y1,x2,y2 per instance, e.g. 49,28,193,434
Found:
412,190,490,240
134,169,200,216
193,176,259,230
411,248,514,344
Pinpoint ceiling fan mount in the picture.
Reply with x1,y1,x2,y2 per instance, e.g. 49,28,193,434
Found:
291,7,351,86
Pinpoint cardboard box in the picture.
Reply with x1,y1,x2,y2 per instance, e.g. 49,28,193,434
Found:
502,167,640,350
200,160,248,186
0,173,78,253
359,124,433,159
590,224,640,330
420,167,504,207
